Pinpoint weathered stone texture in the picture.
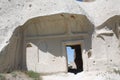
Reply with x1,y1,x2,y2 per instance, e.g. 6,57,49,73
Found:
0,0,120,73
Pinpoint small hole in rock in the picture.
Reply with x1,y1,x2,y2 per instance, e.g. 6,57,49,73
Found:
93,61,95,63
17,4,20,6
8,0,11,2
88,52,92,58
29,4,32,7
110,60,112,62
108,45,110,47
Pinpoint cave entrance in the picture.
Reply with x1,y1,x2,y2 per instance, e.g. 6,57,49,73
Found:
66,45,83,74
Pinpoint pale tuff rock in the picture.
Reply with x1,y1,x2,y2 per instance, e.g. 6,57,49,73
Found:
0,0,120,80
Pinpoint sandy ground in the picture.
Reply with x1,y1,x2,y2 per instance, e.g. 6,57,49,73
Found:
41,71,120,80
0,71,120,80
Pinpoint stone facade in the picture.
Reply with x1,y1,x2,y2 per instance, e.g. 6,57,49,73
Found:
0,0,120,74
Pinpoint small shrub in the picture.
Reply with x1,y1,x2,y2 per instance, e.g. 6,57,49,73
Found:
11,71,17,78
113,69,120,75
25,71,41,80
0,74,6,80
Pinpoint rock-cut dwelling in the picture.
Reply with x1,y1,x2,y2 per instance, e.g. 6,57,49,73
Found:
0,0,120,74
7,13,94,74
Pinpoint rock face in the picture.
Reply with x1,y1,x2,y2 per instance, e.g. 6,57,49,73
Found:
0,0,120,74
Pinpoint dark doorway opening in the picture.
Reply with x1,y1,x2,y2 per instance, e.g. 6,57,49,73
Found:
66,45,83,74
